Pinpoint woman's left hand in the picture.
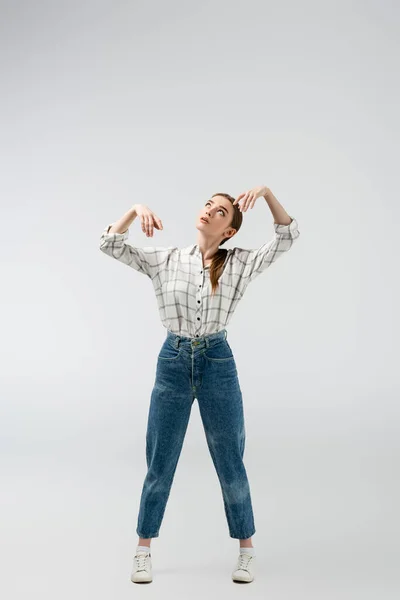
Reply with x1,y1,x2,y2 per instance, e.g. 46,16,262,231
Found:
232,185,269,212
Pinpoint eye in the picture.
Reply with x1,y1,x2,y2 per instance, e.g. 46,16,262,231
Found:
205,201,225,216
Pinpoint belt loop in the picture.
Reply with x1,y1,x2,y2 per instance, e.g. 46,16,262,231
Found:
224,329,227,339
205,337,210,348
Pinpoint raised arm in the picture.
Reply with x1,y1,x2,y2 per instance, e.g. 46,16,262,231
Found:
99,205,175,279
233,216,300,286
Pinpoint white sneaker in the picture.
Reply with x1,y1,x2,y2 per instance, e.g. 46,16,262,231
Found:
131,550,153,583
232,551,255,583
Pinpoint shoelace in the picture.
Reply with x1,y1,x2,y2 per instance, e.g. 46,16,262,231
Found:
134,552,150,572
237,553,253,572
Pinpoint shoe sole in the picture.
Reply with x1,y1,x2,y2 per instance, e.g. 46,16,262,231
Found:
131,574,153,583
232,573,254,583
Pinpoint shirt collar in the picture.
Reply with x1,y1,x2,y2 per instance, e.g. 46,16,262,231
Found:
181,244,199,255
182,243,232,270
181,244,211,268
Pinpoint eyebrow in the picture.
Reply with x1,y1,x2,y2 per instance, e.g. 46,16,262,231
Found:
207,199,229,215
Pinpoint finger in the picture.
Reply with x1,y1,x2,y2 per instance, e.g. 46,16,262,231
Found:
244,193,254,211
244,192,252,212
245,193,255,211
249,195,257,209
241,193,250,211
145,215,151,236
234,193,245,205
237,195,245,210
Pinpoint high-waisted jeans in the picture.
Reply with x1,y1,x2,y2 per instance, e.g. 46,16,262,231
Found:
136,328,256,539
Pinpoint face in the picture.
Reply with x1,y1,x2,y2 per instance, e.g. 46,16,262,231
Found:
197,196,236,242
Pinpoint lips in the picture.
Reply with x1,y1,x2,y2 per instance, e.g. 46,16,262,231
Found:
201,217,209,223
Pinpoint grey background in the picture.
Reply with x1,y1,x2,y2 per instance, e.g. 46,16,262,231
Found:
1,0,399,598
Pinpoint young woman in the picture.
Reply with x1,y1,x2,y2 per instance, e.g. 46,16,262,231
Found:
99,185,300,584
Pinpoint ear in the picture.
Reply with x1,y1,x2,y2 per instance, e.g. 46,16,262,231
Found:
224,228,236,239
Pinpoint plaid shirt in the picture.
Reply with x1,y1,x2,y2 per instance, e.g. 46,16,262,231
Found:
100,217,300,338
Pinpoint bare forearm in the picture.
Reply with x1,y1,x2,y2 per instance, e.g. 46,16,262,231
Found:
262,188,293,226
108,206,138,234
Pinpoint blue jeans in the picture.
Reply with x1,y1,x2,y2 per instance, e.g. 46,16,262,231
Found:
136,328,256,539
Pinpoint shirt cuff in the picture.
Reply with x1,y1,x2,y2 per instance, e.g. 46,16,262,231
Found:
103,223,129,239
274,216,298,234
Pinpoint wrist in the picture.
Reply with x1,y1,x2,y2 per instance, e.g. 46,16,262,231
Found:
262,187,271,198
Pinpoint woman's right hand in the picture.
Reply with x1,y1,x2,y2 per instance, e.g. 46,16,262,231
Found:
133,204,163,238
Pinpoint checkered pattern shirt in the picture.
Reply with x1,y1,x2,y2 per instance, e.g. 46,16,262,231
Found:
100,217,300,338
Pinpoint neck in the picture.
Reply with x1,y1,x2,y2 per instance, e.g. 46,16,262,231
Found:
196,239,221,261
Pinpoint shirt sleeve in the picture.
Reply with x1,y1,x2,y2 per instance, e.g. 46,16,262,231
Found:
233,216,300,286
99,223,176,279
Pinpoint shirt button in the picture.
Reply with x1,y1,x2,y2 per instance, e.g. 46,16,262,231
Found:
197,317,200,321
197,300,200,304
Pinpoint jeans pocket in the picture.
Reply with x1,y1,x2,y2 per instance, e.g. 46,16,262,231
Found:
158,340,181,360
203,340,234,362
